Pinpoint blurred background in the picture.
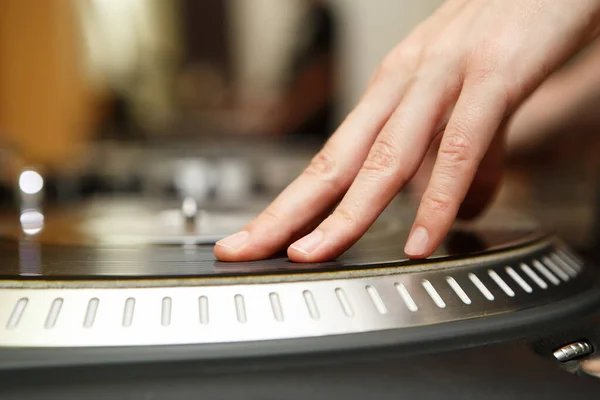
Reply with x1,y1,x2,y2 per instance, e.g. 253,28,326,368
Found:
0,0,599,258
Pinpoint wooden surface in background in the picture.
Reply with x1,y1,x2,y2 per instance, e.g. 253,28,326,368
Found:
0,0,93,172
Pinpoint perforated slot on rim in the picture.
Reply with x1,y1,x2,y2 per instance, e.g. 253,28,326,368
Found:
44,298,63,329
532,259,560,286
198,296,209,325
234,294,247,323
542,257,570,282
269,292,284,322
335,288,354,317
84,298,99,328
303,290,320,320
505,266,533,293
6,298,28,330
557,249,583,271
469,273,494,301
395,283,418,312
488,270,515,297
122,298,136,327
551,253,578,278
366,285,388,314
161,297,172,327
422,280,446,308
446,277,471,305
520,263,548,289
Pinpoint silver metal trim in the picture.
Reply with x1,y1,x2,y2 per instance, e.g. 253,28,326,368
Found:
553,341,593,362
395,283,418,312
533,259,560,286
366,285,388,314
488,269,515,297
84,298,99,328
543,256,570,281
520,263,547,289
0,240,596,348
505,266,533,294
446,277,471,305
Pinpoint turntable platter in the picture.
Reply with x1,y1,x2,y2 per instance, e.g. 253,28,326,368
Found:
0,199,541,279
0,196,597,363
0,198,262,247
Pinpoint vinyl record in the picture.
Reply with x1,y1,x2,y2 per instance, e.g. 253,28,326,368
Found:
0,198,541,279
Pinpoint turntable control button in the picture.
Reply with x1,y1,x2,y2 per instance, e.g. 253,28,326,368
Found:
553,341,593,362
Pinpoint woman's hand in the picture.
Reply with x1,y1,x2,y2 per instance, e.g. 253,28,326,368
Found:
215,0,600,262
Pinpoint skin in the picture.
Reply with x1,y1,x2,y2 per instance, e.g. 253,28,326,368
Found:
581,357,600,377
215,0,600,263
411,37,600,211
506,38,600,154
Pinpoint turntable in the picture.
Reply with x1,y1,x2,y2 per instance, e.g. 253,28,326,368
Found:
1,141,600,398
1,185,600,399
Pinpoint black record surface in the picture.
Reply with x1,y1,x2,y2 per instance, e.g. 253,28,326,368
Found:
0,198,544,279
0,227,540,279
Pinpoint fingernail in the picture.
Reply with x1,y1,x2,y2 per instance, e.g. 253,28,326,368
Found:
216,231,249,251
290,230,324,255
405,227,429,256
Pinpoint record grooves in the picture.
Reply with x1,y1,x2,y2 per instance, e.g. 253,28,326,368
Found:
0,228,541,280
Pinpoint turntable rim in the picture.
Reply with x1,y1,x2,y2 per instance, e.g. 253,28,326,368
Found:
1,280,598,371
0,232,595,355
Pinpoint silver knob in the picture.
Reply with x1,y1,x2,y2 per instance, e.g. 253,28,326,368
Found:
181,196,199,221
553,341,593,362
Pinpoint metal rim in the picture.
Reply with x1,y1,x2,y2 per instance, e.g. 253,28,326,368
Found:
0,237,595,349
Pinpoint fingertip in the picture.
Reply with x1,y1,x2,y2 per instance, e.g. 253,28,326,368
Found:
213,248,234,262
287,246,337,263
213,242,244,262
404,226,429,258
214,242,274,262
214,230,274,262
287,246,312,262
287,229,327,262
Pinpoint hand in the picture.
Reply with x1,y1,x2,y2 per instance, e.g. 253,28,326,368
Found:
409,127,505,222
215,0,600,262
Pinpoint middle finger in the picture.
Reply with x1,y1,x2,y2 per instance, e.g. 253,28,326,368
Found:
288,65,462,261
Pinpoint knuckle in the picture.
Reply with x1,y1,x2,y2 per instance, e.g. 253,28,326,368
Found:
469,66,499,87
371,57,397,84
372,42,422,83
421,43,449,65
332,206,357,227
438,133,472,166
468,68,513,108
471,39,503,68
362,137,398,175
379,54,399,76
422,189,453,213
468,44,513,103
305,145,338,180
468,42,505,83
395,42,423,69
260,207,282,225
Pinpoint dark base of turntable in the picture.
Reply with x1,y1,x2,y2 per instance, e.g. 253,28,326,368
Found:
2,307,600,399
